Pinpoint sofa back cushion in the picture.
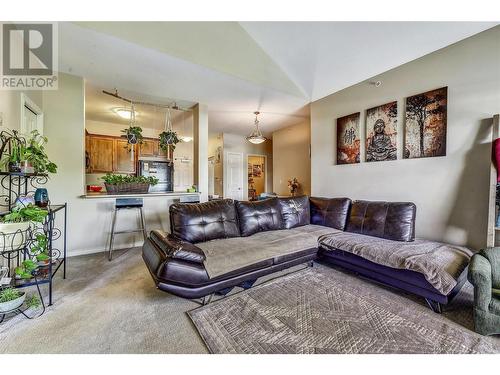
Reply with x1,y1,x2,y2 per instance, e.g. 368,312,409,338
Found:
278,196,310,229
235,198,283,237
309,197,351,230
169,199,240,243
346,200,416,241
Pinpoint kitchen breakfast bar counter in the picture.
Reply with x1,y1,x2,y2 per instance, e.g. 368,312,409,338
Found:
80,191,200,199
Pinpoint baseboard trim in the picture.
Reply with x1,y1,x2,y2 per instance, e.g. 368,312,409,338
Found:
68,243,144,258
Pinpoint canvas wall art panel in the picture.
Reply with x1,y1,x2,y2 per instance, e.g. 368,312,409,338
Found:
366,101,397,162
337,112,360,164
404,87,447,159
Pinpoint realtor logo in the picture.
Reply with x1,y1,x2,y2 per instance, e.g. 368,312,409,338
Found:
1,22,58,90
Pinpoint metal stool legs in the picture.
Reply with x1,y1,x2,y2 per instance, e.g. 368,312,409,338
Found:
108,199,147,261
139,206,147,240
108,207,118,261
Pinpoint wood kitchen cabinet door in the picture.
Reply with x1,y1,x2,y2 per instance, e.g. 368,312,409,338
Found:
89,136,114,173
139,139,158,157
85,135,92,173
114,139,137,174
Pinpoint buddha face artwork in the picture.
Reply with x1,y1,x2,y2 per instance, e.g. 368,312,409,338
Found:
366,101,398,162
337,112,360,165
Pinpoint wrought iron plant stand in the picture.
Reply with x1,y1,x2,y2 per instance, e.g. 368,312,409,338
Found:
0,130,67,323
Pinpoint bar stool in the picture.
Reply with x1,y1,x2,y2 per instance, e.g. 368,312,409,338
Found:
108,198,147,261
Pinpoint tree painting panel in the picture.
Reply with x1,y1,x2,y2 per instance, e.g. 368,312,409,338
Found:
337,112,360,164
404,87,447,159
366,101,397,162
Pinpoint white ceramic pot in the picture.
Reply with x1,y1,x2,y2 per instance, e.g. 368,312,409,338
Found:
0,222,30,252
0,292,26,313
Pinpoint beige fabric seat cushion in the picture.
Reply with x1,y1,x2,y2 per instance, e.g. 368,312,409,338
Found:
197,225,341,279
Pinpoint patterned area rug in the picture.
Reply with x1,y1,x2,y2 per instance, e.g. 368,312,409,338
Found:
188,263,500,354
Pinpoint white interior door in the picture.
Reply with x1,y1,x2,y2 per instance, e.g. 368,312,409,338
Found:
225,152,243,200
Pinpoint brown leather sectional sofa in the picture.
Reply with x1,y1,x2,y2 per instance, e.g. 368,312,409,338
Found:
142,196,471,312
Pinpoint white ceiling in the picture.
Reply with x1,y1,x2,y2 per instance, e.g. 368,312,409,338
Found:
59,22,498,136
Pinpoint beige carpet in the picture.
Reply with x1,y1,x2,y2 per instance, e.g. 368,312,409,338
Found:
0,248,208,354
2,249,499,354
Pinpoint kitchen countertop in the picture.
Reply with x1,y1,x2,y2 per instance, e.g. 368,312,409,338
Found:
81,191,200,199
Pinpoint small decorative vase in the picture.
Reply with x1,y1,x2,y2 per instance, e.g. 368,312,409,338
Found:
34,188,49,208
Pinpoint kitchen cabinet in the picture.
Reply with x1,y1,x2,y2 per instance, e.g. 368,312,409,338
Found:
139,139,158,157
139,139,170,158
113,139,137,174
85,135,92,173
89,136,114,173
86,133,169,174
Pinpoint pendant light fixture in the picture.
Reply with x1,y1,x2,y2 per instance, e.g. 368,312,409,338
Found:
246,111,266,144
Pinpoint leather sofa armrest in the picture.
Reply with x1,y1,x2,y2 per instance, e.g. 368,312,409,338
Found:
468,254,492,311
150,230,206,264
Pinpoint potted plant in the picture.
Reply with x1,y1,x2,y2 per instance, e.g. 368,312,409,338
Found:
14,259,38,280
6,142,23,173
30,233,51,266
0,287,26,313
101,174,159,194
22,130,57,175
0,204,49,252
122,126,143,146
159,130,180,160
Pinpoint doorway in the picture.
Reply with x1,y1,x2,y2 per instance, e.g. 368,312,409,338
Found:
225,152,244,201
247,155,266,201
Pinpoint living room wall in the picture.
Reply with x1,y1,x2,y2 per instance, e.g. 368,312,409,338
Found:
272,121,311,196
311,26,500,250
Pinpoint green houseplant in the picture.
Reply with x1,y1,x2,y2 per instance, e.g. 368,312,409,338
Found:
159,130,180,159
14,259,38,280
31,233,50,265
0,287,26,313
0,204,49,252
0,131,57,175
122,126,143,146
22,130,57,174
6,142,24,172
101,174,159,194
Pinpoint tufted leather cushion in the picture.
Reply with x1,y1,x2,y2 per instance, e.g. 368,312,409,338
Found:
309,197,352,230
169,199,240,243
278,196,310,229
150,230,206,264
235,198,283,237
346,200,416,242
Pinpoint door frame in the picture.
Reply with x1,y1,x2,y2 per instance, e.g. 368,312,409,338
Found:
224,151,244,200
20,93,44,135
247,154,268,200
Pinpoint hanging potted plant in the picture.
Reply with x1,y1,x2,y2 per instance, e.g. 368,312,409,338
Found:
122,126,143,146
159,108,180,160
0,204,49,252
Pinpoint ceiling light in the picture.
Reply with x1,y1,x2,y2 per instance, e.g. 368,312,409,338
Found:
246,111,267,144
113,107,138,119
180,136,193,143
